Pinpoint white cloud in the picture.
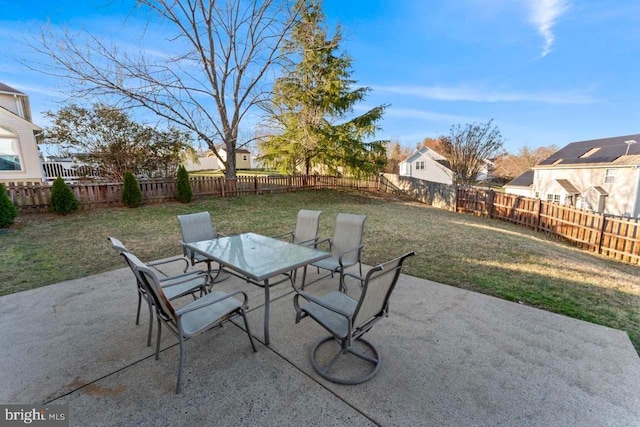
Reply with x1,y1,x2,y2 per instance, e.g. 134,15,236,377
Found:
372,84,594,104
528,0,570,58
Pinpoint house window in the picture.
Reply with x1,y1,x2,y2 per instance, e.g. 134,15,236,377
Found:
604,169,616,184
546,194,560,203
415,161,425,170
0,136,22,171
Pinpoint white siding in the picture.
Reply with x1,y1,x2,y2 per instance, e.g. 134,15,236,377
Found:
0,110,43,184
534,166,640,216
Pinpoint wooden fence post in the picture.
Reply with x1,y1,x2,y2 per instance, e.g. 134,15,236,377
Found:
488,190,495,219
254,176,259,195
535,199,542,231
596,214,607,254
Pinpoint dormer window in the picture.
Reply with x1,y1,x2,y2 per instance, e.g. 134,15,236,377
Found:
580,147,600,158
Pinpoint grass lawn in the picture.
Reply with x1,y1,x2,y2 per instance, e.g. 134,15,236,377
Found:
1,189,639,352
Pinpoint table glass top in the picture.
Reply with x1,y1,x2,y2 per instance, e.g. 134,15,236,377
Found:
186,232,329,281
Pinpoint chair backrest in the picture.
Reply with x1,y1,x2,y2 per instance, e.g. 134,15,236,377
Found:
107,236,128,254
331,213,367,264
293,210,322,244
177,212,217,257
122,252,176,321
352,252,415,330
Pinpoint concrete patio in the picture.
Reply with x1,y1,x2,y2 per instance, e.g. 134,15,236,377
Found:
1,259,639,426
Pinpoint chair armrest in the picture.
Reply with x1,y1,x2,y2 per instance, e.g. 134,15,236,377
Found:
271,230,294,241
293,291,353,318
338,244,364,267
343,271,365,284
159,271,210,289
175,290,248,316
314,237,332,251
296,236,319,247
159,270,209,284
148,256,189,275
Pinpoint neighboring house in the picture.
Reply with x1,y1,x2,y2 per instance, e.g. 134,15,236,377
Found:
504,170,534,197
183,148,253,172
219,148,252,170
398,147,453,185
0,83,43,184
532,134,640,217
398,147,493,185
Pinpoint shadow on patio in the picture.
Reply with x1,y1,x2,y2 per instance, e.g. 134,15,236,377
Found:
1,261,639,426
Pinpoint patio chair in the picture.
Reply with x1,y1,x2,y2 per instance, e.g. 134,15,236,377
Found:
108,237,208,347
293,251,415,384
305,213,367,292
122,252,257,394
273,209,322,247
177,211,228,285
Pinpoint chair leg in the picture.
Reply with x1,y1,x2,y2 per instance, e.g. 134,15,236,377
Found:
176,331,185,394
136,291,142,325
310,336,381,385
339,269,346,293
155,316,162,361
146,300,154,347
240,308,257,352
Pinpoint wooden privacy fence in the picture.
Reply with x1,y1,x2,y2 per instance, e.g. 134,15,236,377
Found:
457,188,640,265
5,175,379,213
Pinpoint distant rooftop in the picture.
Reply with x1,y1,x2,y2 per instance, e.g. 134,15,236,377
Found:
538,134,640,166
505,170,534,187
0,83,25,95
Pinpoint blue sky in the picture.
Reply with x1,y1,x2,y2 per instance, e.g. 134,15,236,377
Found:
1,0,640,153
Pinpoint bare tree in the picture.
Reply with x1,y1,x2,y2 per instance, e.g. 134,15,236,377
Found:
28,0,299,179
493,145,558,181
440,120,505,185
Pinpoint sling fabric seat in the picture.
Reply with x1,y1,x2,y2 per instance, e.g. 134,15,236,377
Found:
307,213,367,292
273,209,322,247
294,252,415,384
123,252,257,394
108,237,206,347
177,211,227,286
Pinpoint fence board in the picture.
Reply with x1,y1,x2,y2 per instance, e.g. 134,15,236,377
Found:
6,175,379,213
456,188,639,265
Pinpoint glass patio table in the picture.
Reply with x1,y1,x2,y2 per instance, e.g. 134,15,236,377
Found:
184,232,330,345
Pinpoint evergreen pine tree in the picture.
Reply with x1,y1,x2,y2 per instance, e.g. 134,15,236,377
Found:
259,0,387,176
175,165,193,203
50,176,79,214
122,171,143,208
0,183,18,228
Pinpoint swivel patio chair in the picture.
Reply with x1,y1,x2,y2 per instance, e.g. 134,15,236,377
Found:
305,213,367,292
177,211,228,286
108,237,208,347
293,251,415,384
122,252,257,394
273,209,322,247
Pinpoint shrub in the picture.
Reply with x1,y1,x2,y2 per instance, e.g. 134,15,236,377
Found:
0,183,18,228
175,165,193,203
50,176,79,215
122,171,142,208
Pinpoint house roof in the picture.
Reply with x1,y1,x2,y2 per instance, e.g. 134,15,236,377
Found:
537,133,640,167
555,179,580,194
585,186,608,196
0,106,41,131
0,83,25,96
504,170,534,187
402,147,448,164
